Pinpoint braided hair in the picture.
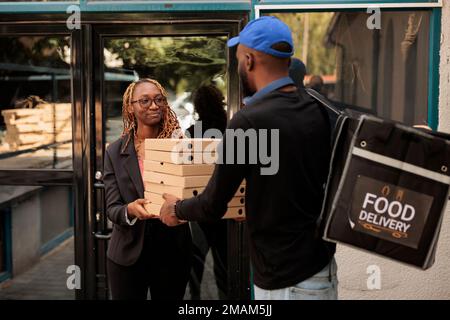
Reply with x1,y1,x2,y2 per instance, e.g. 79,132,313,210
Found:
121,78,182,151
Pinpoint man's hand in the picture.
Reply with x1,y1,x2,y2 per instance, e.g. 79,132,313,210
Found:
160,193,186,227
127,199,157,220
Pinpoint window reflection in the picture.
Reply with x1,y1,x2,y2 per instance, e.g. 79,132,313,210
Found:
102,35,228,299
0,0,73,2
0,36,72,169
103,36,228,145
272,11,430,126
0,185,74,299
0,208,6,275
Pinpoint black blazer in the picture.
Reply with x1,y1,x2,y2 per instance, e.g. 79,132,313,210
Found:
103,134,191,266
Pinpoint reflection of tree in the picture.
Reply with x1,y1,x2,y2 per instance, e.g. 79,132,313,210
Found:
272,13,336,76
104,37,227,95
0,36,70,69
0,36,71,112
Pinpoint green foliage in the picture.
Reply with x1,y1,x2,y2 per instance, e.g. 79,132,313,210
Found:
272,12,337,76
104,36,228,95
0,36,70,69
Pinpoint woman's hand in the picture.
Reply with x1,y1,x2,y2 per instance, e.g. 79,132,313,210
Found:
160,193,185,227
127,199,157,220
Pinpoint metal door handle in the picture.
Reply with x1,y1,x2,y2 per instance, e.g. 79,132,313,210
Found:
94,182,105,189
93,230,112,240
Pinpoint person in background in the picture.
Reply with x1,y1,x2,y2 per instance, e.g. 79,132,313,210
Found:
186,84,229,300
289,57,307,88
308,74,325,94
159,16,337,300
187,85,227,138
104,78,192,300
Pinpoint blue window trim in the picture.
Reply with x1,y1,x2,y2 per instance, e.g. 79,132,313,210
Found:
254,2,442,130
0,208,12,283
428,8,441,130
257,0,441,4
40,228,73,256
0,1,251,13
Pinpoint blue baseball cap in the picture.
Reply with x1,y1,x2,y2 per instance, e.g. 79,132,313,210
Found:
227,16,294,58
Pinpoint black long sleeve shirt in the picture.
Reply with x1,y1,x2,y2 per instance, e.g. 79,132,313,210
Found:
176,87,336,290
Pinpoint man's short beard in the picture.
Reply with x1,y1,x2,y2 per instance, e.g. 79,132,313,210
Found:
239,67,255,98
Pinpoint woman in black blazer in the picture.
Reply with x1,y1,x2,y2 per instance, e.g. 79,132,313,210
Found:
103,78,192,300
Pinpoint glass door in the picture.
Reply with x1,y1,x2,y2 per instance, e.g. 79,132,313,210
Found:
90,16,251,300
0,24,79,300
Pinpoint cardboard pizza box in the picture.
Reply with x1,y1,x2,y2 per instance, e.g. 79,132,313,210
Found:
145,191,244,207
36,103,72,113
143,171,211,188
144,160,214,176
4,133,42,145
42,121,72,133
5,123,43,133
144,182,246,199
143,202,245,219
3,115,42,125
145,150,217,165
1,108,44,117
43,132,72,143
42,113,72,122
223,206,246,219
227,196,245,207
145,182,205,198
5,123,70,135
144,192,168,204
2,110,43,126
145,138,220,153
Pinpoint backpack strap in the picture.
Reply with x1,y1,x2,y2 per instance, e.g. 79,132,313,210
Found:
305,88,341,116
304,88,348,241
305,88,345,147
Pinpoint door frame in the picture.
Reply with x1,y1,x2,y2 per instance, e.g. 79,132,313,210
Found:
0,22,84,299
0,12,249,300
88,13,249,300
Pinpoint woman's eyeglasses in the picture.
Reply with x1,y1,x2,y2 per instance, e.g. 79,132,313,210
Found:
131,95,167,109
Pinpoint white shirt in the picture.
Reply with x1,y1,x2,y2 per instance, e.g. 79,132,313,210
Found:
124,207,138,225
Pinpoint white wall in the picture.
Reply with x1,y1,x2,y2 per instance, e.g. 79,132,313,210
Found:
335,1,450,300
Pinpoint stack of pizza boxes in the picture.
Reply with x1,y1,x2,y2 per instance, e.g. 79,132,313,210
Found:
1,108,44,150
36,103,72,146
1,102,72,150
143,138,246,219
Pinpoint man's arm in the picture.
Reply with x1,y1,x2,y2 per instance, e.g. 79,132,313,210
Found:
175,112,252,222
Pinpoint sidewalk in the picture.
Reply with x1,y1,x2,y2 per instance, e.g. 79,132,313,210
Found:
0,237,75,300
0,236,220,300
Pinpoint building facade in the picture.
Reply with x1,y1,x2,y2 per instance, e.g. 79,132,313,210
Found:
0,0,448,300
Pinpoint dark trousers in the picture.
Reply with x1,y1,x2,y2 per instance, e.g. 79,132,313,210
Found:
107,221,192,300
189,220,228,299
